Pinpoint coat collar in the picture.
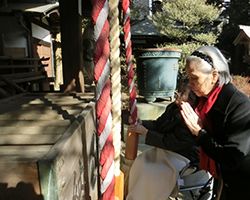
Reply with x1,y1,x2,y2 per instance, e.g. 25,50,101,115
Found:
211,82,237,114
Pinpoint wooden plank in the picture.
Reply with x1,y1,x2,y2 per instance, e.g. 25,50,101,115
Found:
42,96,83,100
0,125,67,135
42,102,97,199
80,103,98,200
0,134,61,145
0,64,44,69
24,103,87,110
8,98,90,106
0,145,52,162
0,126,66,145
52,123,86,200
0,55,11,60
0,93,26,103
2,71,43,79
26,92,94,97
14,75,46,83
0,119,70,126
1,98,49,105
0,56,46,62
0,162,41,196
0,107,83,120
44,93,95,101
0,75,46,85
0,99,87,110
43,119,81,160
48,100,89,105
36,115,87,200
0,75,26,92
26,92,75,97
0,87,9,97
0,110,64,120
74,92,95,97
0,105,86,114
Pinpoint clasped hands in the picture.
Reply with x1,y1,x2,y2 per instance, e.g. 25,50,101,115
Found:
127,119,148,136
180,101,202,136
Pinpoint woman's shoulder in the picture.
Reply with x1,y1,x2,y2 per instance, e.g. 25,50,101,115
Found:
225,82,250,103
216,82,250,112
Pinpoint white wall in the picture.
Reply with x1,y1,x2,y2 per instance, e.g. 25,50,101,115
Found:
31,23,51,42
31,23,54,77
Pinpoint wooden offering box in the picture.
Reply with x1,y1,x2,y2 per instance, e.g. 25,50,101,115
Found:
0,93,98,200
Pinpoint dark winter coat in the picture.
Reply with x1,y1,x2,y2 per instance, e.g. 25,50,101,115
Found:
143,102,199,165
197,82,250,199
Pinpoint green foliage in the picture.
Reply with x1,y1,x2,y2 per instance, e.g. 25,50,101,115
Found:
193,33,218,45
130,2,148,22
153,0,220,44
153,0,223,82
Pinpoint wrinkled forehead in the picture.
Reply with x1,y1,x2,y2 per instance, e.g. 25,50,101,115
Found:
185,60,201,73
185,58,212,74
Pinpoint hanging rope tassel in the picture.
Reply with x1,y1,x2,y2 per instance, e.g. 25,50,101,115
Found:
92,0,115,199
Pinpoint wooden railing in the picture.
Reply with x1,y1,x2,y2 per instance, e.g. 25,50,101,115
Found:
0,56,52,98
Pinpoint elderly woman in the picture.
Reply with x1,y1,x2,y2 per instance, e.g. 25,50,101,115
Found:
126,84,202,200
180,46,250,199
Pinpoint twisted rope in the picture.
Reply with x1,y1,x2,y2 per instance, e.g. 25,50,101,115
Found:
92,0,115,199
122,0,138,126
109,0,122,176
122,0,138,161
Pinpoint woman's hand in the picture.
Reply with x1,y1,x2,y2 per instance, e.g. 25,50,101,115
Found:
128,117,142,125
180,101,202,136
128,124,148,135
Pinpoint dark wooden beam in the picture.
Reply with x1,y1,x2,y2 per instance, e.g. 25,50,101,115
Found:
59,0,84,92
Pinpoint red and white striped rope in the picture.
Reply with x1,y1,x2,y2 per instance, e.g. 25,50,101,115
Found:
92,0,115,199
122,0,138,125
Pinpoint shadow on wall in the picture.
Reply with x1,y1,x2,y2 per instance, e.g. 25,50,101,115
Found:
0,182,44,200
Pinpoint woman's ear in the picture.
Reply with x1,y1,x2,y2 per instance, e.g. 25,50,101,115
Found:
212,70,219,84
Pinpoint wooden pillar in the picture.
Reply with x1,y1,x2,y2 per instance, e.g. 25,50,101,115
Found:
59,0,84,92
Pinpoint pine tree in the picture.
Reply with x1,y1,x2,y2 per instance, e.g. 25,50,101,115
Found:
152,0,221,45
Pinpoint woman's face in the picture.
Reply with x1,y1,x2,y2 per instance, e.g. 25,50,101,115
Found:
186,60,218,97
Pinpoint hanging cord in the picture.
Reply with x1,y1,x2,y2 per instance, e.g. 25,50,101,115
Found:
109,0,122,177
92,0,115,199
122,0,139,161
109,0,125,198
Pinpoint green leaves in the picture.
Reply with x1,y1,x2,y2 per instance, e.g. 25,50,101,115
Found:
153,0,220,44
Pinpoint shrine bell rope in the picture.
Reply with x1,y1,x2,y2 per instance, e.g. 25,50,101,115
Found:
109,0,122,176
122,0,138,159
92,0,115,199
122,0,137,126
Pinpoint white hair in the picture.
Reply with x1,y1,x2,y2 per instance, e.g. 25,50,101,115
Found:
186,46,231,86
